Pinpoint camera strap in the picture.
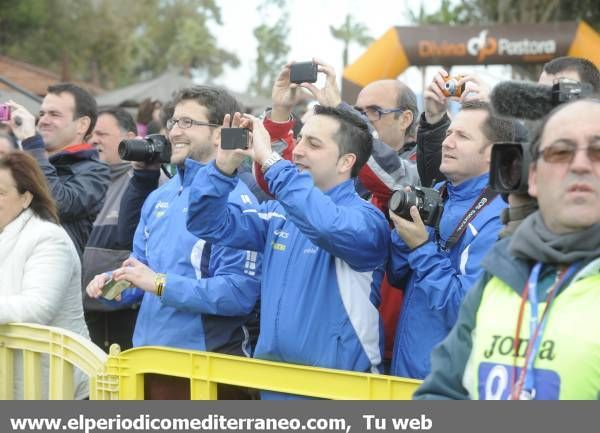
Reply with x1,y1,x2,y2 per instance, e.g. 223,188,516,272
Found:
438,185,499,251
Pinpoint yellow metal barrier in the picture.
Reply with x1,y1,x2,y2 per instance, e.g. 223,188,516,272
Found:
1,324,421,400
0,323,118,400
106,345,421,400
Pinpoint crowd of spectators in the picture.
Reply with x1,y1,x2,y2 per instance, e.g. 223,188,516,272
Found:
1,54,598,400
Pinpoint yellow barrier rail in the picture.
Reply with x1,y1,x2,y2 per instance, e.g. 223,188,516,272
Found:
1,323,421,400
0,323,118,400
106,345,421,400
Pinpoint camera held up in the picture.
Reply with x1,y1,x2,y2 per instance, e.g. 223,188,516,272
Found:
118,134,171,164
389,186,444,228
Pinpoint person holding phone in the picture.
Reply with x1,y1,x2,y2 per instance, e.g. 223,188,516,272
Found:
186,105,389,399
86,86,262,399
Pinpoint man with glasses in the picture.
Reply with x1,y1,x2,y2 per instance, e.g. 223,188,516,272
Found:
354,80,419,159
388,100,514,380
86,86,261,399
415,98,600,400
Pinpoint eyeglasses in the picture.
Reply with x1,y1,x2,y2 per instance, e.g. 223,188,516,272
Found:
536,142,600,164
166,117,220,130
353,105,405,121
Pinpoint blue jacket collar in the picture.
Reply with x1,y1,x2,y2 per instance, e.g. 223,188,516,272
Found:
177,158,206,187
445,172,490,200
324,178,357,200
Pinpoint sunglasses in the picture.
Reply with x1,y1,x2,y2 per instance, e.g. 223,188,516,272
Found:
536,143,600,163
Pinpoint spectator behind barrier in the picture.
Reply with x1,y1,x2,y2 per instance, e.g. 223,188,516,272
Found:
83,107,139,352
258,62,422,374
87,86,262,400
186,104,390,399
5,84,110,258
0,151,90,399
388,99,515,380
415,98,600,400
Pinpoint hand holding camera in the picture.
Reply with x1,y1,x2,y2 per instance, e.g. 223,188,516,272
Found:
388,185,444,250
215,112,272,176
271,63,300,122
424,70,451,124
1,101,36,141
295,59,342,108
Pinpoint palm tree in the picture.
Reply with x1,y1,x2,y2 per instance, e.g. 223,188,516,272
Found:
330,14,373,68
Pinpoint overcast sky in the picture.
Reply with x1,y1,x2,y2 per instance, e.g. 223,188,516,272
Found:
208,0,512,100
209,0,437,93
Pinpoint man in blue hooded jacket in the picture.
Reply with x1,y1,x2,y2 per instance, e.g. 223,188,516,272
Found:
186,105,389,399
388,100,517,379
86,86,261,399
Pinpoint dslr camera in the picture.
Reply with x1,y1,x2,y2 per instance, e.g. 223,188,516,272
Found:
118,134,171,164
389,186,444,228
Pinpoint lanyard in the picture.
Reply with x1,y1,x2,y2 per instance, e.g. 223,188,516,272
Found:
437,185,499,251
510,262,579,400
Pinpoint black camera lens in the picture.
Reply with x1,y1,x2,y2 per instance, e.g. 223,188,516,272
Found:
118,134,171,163
497,146,523,191
389,189,418,219
118,139,149,161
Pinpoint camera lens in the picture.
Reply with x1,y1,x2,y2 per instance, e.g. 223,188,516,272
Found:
118,139,151,162
389,190,418,219
497,146,523,191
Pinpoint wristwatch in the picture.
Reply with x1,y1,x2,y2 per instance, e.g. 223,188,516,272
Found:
261,151,283,173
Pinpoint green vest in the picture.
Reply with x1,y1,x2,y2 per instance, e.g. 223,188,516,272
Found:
464,262,600,400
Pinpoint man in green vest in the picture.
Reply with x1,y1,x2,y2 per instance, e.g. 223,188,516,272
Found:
414,98,600,400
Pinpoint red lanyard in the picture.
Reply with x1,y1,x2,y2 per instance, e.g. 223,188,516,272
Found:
509,265,570,400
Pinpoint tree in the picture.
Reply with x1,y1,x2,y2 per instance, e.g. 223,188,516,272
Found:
330,14,373,68
248,0,290,97
0,0,240,89
137,0,239,80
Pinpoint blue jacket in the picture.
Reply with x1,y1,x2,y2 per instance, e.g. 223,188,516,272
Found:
389,173,506,379
116,158,261,354
187,160,389,376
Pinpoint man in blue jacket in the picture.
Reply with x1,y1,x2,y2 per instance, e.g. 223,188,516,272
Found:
388,100,517,380
87,86,261,399
186,106,390,399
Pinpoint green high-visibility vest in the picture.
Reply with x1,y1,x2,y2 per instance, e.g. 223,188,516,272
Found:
464,262,600,400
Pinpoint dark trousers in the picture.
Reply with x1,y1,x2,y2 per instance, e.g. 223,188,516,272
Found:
85,308,138,352
144,373,258,400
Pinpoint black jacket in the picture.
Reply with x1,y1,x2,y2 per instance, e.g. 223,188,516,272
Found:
416,112,450,188
22,135,110,258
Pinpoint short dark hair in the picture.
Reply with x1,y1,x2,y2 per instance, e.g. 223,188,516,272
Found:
395,82,419,137
172,86,242,125
543,56,600,93
98,107,137,135
529,97,600,161
0,151,59,224
461,100,518,147
47,83,98,138
313,105,373,177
